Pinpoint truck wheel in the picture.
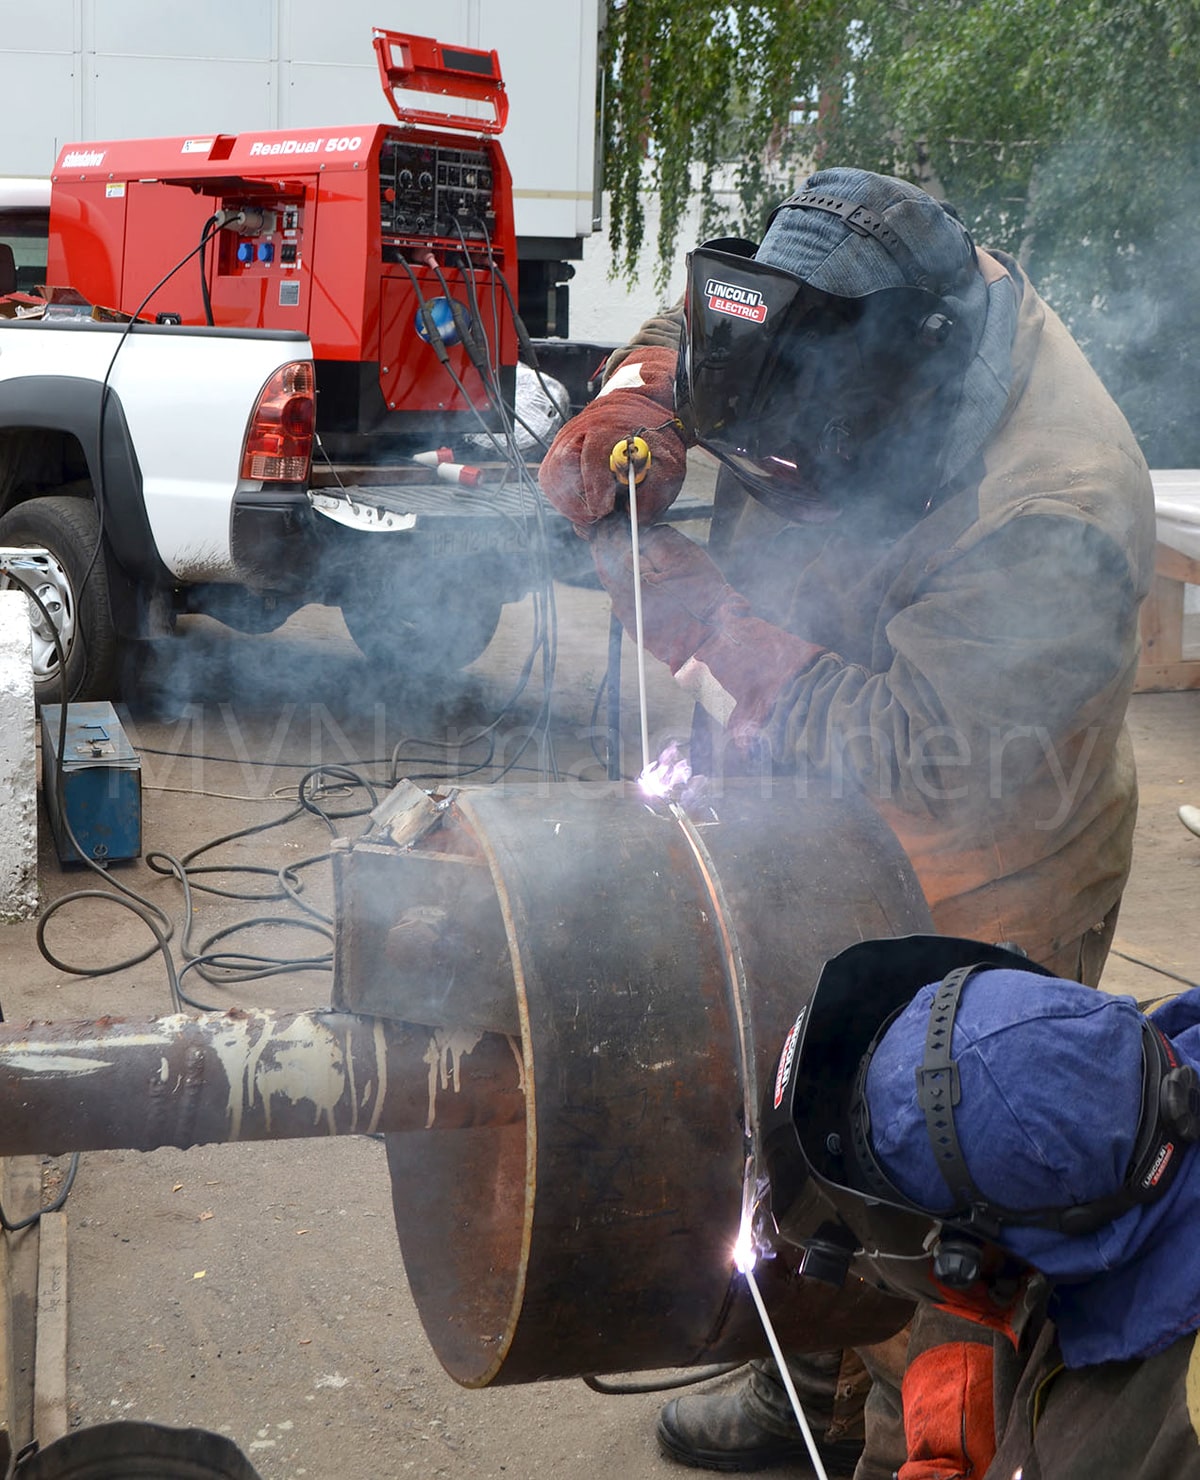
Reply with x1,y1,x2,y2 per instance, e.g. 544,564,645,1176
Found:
339,571,503,674
0,496,118,705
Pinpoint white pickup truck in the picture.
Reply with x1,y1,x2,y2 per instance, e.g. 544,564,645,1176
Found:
0,313,323,703
0,176,587,706
0,306,568,704
0,306,569,705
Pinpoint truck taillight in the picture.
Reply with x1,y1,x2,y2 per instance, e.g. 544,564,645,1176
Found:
241,361,315,482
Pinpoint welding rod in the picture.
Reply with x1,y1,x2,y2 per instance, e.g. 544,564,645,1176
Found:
0,1009,525,1157
743,1263,830,1480
624,440,652,776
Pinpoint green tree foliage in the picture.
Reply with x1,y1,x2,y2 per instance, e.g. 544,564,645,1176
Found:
602,1,840,285
603,0,1200,462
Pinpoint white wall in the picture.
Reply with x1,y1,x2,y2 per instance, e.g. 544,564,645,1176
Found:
0,0,599,245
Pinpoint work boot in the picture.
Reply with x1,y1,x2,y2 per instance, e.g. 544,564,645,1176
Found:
656,1356,866,1474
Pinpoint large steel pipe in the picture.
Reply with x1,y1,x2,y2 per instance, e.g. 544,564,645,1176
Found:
0,1009,524,1154
332,779,931,1387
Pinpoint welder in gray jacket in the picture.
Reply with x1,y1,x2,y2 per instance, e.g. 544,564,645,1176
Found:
759,933,1200,1480
539,168,1156,1475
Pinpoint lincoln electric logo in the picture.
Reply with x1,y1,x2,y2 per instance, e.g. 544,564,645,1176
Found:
706,277,767,324
773,1009,807,1109
61,149,105,169
1142,1141,1175,1189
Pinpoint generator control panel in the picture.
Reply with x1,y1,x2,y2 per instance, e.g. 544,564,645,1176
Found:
379,139,496,242
46,30,519,443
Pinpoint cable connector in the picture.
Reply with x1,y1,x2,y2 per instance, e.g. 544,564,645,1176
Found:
213,207,265,234
435,462,483,488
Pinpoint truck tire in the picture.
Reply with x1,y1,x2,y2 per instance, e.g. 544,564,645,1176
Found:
339,562,503,674
0,495,118,705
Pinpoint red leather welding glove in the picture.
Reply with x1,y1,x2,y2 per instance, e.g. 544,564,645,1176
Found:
590,519,826,750
538,347,689,529
899,1338,997,1480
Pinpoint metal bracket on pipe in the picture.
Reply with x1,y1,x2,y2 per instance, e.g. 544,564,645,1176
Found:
368,778,458,848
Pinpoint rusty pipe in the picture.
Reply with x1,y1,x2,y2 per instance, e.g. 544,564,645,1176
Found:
0,1009,524,1156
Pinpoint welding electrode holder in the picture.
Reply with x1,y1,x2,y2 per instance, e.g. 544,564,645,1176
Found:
609,433,652,486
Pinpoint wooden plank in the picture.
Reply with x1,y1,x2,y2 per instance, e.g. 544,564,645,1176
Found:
0,1172,12,1474
33,1211,67,1447
1134,659,1200,693
0,1159,43,1460
1136,547,1200,691
1140,571,1185,665
1155,541,1200,586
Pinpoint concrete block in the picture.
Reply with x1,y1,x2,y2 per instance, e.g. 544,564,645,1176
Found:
0,590,37,920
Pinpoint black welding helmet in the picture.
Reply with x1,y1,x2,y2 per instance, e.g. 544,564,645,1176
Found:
762,935,1200,1308
675,169,984,520
761,936,1047,1304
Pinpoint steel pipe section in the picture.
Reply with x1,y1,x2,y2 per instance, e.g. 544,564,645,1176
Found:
332,780,930,1387
0,1009,525,1154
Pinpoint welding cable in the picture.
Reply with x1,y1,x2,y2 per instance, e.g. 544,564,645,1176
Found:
422,248,504,407
23,212,233,715
448,222,556,456
393,255,515,466
385,256,562,781
86,215,230,635
38,887,185,1013
146,764,380,1003
583,1364,744,1396
198,213,220,326
1109,948,1199,992
466,216,508,403
0,1153,81,1235
475,220,565,745
473,215,574,470
467,215,575,448
146,842,328,1009
129,736,557,787
1,567,179,981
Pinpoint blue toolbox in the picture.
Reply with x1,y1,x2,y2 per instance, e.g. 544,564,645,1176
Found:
40,701,142,865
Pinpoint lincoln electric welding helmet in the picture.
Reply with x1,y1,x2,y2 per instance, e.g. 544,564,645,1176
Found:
675,169,982,519
761,935,1200,1308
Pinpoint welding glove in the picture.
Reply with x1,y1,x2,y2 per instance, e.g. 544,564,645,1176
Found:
899,1336,997,1480
538,347,689,530
590,519,826,751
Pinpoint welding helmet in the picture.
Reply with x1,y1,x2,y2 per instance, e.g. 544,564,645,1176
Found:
761,935,1200,1308
675,169,982,520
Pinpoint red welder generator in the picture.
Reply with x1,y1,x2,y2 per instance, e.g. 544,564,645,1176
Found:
46,30,519,456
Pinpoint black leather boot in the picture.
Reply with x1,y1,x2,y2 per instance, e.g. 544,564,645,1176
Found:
655,1356,866,1474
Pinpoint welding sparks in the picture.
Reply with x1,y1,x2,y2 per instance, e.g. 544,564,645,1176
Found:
732,1218,758,1275
638,743,693,800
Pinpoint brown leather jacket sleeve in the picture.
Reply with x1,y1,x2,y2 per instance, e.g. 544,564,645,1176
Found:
603,299,685,381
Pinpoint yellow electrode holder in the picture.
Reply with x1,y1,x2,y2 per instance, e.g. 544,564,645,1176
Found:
610,435,651,484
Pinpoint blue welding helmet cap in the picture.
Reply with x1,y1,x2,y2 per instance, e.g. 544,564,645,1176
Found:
760,935,1050,1304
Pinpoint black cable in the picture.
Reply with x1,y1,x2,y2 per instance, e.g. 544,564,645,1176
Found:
1110,949,1199,992
388,252,561,782
582,1364,745,1396
140,765,380,1003
1,568,177,975
198,213,219,326
24,213,231,705
0,1152,81,1234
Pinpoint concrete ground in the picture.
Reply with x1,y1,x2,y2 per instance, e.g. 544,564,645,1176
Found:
0,535,1197,1477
